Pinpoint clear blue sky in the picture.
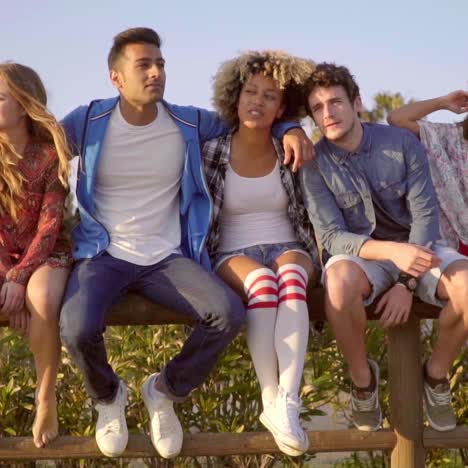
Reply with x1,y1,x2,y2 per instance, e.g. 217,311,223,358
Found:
2,0,467,123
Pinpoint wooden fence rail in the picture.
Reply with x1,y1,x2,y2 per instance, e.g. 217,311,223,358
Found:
0,288,465,467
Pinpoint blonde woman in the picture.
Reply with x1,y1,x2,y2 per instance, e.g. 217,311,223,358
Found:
0,63,72,447
202,51,320,456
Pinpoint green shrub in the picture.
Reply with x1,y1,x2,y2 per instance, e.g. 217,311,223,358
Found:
0,319,466,467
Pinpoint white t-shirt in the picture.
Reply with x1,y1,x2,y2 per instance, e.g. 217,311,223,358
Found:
94,102,185,265
218,160,296,252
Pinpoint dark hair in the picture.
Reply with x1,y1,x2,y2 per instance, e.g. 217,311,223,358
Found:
108,27,162,70
463,115,468,141
303,62,360,117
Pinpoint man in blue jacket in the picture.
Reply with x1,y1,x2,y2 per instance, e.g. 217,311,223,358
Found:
60,27,311,459
300,63,468,434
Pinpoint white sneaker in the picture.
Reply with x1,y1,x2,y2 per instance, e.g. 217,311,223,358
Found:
95,380,128,457
260,387,309,457
141,373,183,459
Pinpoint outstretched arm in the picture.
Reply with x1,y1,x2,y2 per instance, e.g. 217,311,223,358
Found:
198,107,313,171
387,90,468,136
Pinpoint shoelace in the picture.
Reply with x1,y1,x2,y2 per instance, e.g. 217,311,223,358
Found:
427,384,452,406
352,390,377,412
98,404,124,435
277,389,304,438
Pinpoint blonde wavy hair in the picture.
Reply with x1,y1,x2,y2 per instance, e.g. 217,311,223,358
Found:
0,63,70,221
212,50,315,127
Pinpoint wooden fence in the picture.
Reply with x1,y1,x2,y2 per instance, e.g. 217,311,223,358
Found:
0,288,467,467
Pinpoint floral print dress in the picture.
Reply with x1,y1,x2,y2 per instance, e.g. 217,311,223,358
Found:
419,121,468,254
0,141,73,286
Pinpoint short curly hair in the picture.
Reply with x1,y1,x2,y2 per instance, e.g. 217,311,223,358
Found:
212,50,315,127
303,63,360,117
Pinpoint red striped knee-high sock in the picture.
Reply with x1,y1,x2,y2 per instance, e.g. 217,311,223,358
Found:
244,267,280,407
275,263,309,397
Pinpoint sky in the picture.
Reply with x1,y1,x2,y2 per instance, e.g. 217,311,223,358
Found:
2,0,468,124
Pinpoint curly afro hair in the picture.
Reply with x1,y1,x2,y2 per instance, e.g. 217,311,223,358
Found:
212,50,315,127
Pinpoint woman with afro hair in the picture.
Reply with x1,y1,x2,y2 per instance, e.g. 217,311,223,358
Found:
202,50,320,456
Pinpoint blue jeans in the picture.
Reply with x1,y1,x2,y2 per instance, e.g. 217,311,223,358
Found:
60,252,245,403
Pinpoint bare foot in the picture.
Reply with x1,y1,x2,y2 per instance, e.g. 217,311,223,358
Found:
32,400,58,448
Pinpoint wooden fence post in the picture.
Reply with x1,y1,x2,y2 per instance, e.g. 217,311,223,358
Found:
387,314,425,468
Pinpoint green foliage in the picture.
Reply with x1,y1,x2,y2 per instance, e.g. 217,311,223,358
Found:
0,320,466,467
360,92,407,124
0,325,330,467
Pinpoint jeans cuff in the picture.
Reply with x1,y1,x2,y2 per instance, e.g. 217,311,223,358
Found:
157,367,190,403
94,377,120,404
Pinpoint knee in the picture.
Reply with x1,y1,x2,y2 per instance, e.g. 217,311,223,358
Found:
220,290,246,334
204,288,245,335
60,325,103,356
27,286,61,322
59,303,103,355
448,271,468,302
443,268,468,321
324,260,366,309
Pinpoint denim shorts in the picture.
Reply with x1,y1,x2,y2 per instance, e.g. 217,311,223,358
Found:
322,241,468,307
213,242,310,272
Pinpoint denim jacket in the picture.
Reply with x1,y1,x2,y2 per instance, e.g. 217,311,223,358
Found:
300,123,440,263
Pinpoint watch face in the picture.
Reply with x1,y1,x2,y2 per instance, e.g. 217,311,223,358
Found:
407,278,418,291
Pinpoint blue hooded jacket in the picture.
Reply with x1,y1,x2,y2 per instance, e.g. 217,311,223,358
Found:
62,97,297,270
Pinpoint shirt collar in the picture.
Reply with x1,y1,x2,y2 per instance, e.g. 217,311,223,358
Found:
324,123,372,164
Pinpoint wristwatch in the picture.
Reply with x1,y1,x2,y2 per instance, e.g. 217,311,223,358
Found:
396,273,418,293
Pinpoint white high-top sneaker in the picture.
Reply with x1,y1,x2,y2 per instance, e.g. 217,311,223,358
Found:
95,380,128,457
260,386,309,456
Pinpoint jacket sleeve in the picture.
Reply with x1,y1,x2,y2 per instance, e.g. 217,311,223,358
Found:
300,160,371,257
197,107,301,142
61,105,89,155
6,158,67,286
403,130,441,246
197,108,230,142
271,121,302,138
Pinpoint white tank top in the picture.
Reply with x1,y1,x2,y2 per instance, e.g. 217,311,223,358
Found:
218,160,296,253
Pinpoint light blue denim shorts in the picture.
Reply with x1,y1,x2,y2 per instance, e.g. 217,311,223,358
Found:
322,241,468,307
213,242,310,272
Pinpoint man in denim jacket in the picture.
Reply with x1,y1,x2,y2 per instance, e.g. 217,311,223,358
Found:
300,63,468,433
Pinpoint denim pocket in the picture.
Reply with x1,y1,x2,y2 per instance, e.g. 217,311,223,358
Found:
335,191,362,209
377,180,406,200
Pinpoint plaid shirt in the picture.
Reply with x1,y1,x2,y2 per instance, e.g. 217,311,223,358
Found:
202,132,320,270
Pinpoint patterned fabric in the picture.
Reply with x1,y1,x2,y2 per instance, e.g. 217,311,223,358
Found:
244,267,278,310
202,133,320,270
0,141,73,286
419,121,468,249
277,264,308,304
